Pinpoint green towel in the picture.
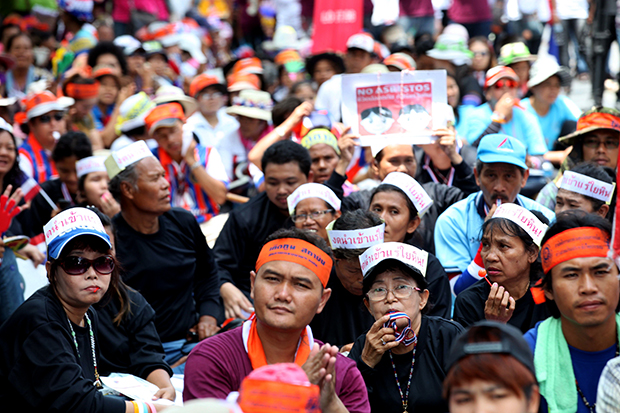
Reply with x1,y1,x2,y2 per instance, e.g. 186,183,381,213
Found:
535,314,620,413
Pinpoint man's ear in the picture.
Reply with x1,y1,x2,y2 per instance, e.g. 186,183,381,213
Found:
316,287,332,314
474,166,481,187
250,270,257,301
120,181,135,200
597,204,610,218
521,168,530,188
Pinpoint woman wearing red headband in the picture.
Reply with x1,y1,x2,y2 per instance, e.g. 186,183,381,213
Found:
63,74,104,150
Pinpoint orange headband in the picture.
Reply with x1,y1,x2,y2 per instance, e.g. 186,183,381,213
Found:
238,379,320,413
65,82,100,100
577,112,620,133
256,238,332,287
541,227,611,273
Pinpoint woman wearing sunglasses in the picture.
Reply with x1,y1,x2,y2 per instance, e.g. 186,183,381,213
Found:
0,207,164,412
348,242,464,413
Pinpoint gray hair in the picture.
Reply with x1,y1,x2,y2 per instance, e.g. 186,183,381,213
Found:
108,162,139,202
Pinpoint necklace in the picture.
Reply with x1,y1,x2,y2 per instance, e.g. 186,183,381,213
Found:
575,338,619,413
388,336,418,413
67,314,102,388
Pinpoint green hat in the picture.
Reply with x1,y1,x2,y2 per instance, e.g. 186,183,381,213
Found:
497,42,536,66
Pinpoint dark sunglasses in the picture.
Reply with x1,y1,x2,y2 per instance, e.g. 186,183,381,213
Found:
37,113,64,123
494,79,518,89
59,255,115,275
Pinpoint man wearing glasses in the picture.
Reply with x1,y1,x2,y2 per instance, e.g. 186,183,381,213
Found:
462,65,547,160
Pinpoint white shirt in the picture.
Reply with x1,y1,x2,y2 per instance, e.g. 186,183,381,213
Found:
556,0,588,20
315,74,343,122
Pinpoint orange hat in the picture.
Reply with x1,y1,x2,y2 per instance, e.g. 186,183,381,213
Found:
274,49,302,66
189,73,226,98
484,66,519,89
383,53,416,71
227,72,261,92
93,66,121,88
232,57,263,75
144,102,185,135
18,91,74,122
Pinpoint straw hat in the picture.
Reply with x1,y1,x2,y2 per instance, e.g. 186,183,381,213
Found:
226,90,272,121
527,55,571,88
152,85,197,115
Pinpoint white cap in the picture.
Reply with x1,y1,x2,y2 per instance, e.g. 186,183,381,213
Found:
491,203,548,246
327,221,384,250
347,33,375,54
287,183,341,215
360,242,428,279
179,34,207,64
381,172,434,216
77,156,107,178
105,140,155,179
560,171,616,204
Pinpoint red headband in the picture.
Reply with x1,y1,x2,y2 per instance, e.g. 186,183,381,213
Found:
541,227,611,273
256,238,332,287
65,82,100,100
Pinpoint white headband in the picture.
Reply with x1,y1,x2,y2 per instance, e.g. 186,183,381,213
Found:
560,171,615,204
77,156,107,178
105,140,155,179
380,172,433,216
360,242,428,278
491,203,548,246
287,183,341,215
326,221,385,250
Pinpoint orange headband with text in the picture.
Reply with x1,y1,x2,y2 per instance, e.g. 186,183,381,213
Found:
541,227,611,273
239,379,320,413
65,82,100,100
256,238,332,287
577,112,620,133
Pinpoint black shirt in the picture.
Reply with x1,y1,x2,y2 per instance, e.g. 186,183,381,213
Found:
0,286,125,412
113,208,222,342
95,288,173,379
213,191,293,297
17,179,77,237
310,269,374,348
349,316,464,413
453,278,550,333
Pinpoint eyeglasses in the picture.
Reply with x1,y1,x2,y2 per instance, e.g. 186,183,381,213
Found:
37,113,64,123
367,285,421,301
58,255,115,275
291,209,334,223
200,92,223,100
494,79,518,89
583,137,620,149
473,51,489,57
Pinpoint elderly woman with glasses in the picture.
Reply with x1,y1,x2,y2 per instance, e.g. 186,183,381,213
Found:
288,183,341,243
0,207,165,412
348,242,464,413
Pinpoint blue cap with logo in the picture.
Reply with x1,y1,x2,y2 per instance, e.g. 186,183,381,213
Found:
44,207,111,260
477,134,527,170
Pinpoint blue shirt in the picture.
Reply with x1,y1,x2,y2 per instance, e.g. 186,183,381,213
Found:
92,104,115,131
522,95,581,150
434,192,555,272
455,105,474,139
524,322,617,413
462,103,548,155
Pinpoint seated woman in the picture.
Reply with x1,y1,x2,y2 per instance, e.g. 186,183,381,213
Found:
76,156,121,217
443,321,540,413
348,242,464,412
90,208,174,401
0,207,163,412
368,171,451,318
287,182,341,243
453,203,551,333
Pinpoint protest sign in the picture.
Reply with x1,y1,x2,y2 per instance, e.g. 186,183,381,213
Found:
311,0,363,54
341,70,448,146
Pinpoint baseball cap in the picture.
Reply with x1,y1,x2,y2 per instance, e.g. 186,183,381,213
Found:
484,66,520,89
446,321,536,377
144,102,185,135
477,134,528,170
190,73,227,98
227,72,261,92
384,53,416,71
44,207,111,260
18,91,74,122
497,42,536,66
346,33,375,54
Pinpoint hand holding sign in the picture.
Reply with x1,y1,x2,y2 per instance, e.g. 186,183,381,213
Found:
0,185,23,235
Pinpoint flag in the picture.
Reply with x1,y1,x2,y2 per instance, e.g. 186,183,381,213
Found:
19,175,41,202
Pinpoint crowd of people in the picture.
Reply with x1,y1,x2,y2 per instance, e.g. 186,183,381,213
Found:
1,0,620,412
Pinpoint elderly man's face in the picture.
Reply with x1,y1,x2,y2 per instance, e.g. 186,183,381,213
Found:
474,162,529,207
125,157,171,215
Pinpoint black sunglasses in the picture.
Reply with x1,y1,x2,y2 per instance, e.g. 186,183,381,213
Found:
58,255,115,275
37,113,64,124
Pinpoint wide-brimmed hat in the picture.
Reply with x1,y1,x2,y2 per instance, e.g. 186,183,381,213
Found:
305,53,345,77
115,92,155,135
559,106,620,145
527,55,571,88
497,42,536,66
427,33,473,66
152,85,197,115
226,90,272,121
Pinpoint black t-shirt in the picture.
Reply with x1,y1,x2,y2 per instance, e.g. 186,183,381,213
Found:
349,316,464,413
310,269,374,348
113,208,222,342
453,278,551,333
95,288,172,379
213,192,293,297
0,286,125,412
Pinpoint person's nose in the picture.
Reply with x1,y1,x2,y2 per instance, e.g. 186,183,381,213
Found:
396,163,408,173
579,273,599,295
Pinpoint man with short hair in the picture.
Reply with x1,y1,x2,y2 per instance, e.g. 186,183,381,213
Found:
107,141,222,373
185,227,371,413
524,211,620,413
214,140,310,319
184,74,242,181
554,162,615,219
434,134,554,294
145,102,228,223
